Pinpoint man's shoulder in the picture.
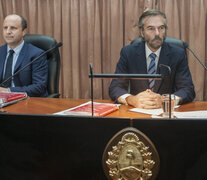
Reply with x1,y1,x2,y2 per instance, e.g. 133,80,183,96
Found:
122,40,144,52
161,42,187,63
21,42,47,62
23,42,44,54
0,44,7,50
163,42,185,54
0,44,8,57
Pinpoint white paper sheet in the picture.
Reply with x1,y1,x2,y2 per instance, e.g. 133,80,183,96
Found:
130,107,207,119
129,108,163,116
174,111,207,118
129,105,180,116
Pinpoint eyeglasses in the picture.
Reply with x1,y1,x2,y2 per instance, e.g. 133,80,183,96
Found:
145,25,166,33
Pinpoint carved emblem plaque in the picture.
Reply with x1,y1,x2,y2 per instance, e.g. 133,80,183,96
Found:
102,127,160,180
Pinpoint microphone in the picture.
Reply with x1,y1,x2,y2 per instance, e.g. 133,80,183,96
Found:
183,42,207,71
158,64,172,93
0,42,63,87
159,64,171,78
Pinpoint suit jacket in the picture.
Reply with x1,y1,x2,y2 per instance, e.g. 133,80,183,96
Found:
109,41,195,104
0,42,48,97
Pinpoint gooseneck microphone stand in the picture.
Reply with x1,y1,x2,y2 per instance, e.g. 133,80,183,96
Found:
0,42,63,88
183,42,207,72
89,64,94,116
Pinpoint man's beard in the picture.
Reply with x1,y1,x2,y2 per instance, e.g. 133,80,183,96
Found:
145,36,165,50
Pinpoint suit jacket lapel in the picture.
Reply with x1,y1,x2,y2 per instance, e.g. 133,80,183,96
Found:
0,45,8,82
134,42,149,89
154,42,171,93
157,42,171,67
14,43,27,73
135,41,148,73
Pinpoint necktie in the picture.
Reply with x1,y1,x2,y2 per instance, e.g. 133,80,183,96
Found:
148,53,156,90
3,49,14,87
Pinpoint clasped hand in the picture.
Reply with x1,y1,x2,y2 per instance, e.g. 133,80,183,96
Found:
0,87,10,92
126,89,162,109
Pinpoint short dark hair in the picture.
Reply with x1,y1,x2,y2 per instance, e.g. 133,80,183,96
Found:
138,9,167,30
19,15,27,30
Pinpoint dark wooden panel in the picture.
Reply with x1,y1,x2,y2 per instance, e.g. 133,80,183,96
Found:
1,112,207,180
0,113,130,180
133,118,207,180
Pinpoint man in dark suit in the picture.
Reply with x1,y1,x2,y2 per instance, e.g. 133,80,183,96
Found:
0,14,48,97
109,10,195,109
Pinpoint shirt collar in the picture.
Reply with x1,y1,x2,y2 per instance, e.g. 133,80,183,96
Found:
145,43,161,58
7,40,25,55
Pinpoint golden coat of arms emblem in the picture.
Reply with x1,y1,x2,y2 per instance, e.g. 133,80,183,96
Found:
102,127,160,180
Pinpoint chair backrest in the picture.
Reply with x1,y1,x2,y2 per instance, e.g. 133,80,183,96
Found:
24,34,60,98
131,36,185,49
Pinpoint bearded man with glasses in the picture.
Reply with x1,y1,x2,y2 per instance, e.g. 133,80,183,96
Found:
109,9,195,109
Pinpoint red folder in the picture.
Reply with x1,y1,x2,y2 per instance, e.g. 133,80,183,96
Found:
0,92,28,108
55,101,120,117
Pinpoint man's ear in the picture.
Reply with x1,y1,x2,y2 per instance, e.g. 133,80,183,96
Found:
22,28,27,37
140,29,144,38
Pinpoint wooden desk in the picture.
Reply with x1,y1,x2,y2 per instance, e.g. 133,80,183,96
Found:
1,98,207,180
2,97,207,118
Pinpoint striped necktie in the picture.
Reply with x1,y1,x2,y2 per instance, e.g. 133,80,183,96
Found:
148,53,156,90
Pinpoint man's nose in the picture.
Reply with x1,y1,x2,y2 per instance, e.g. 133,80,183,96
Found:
6,28,11,33
155,28,160,35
